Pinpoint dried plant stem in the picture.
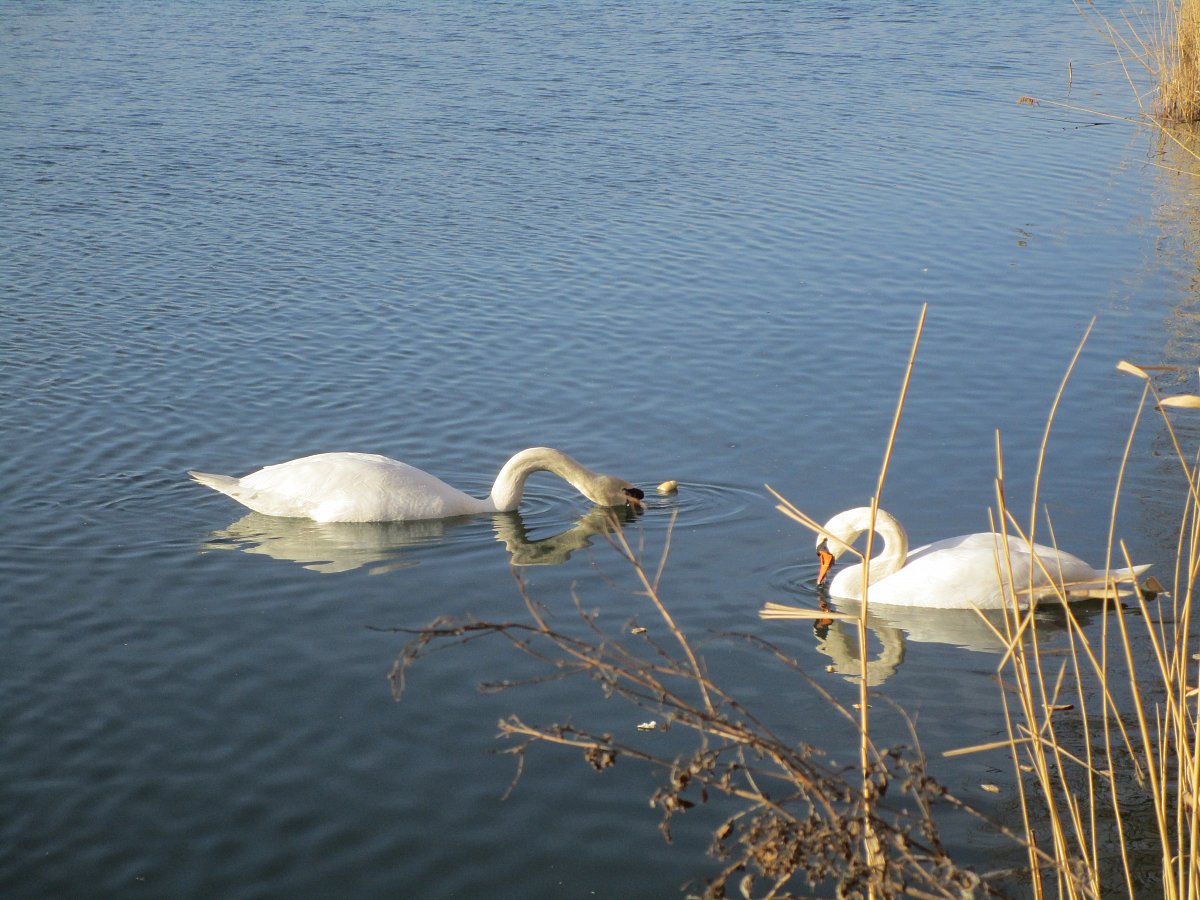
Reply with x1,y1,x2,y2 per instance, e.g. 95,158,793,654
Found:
1159,0,1200,123
1070,0,1200,124
856,303,928,887
975,348,1200,898
390,319,1198,896
392,504,1000,896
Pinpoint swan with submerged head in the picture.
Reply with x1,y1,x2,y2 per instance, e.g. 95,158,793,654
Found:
189,447,644,524
814,507,1149,609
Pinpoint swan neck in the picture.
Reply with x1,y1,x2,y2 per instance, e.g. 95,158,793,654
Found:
862,509,908,586
489,448,599,511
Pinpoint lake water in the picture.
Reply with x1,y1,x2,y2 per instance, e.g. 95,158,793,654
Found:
3,2,1198,897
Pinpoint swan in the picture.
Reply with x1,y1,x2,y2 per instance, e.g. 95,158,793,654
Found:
189,447,645,523
814,507,1149,609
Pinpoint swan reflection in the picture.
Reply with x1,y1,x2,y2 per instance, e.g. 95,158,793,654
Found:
768,594,1107,686
200,512,457,574
493,505,640,566
201,506,639,573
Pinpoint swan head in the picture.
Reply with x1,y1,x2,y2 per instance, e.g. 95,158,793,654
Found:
814,507,878,586
583,476,646,510
491,448,645,512
814,507,906,588
816,539,836,586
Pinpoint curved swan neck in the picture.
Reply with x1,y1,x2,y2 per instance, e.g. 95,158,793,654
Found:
829,507,909,587
489,448,602,511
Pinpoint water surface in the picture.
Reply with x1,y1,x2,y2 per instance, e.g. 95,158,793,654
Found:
3,2,1197,896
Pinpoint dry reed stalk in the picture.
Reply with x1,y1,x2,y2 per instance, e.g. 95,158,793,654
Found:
768,307,928,891
1071,0,1200,124
965,353,1200,898
857,303,928,889
1158,0,1200,123
1015,2,1200,165
390,507,1002,895
387,314,1198,895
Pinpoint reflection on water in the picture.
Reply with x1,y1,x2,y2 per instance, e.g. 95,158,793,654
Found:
813,613,907,686
202,506,641,573
493,505,641,566
806,596,1109,686
202,512,456,574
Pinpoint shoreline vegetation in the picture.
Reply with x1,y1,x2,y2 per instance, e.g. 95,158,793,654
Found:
1052,0,1200,124
392,310,1200,897
1156,0,1200,122
1021,3,1200,129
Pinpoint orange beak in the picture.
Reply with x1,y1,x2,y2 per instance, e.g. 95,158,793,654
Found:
816,541,835,586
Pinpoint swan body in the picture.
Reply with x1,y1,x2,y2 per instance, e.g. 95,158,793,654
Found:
815,507,1149,609
190,447,643,523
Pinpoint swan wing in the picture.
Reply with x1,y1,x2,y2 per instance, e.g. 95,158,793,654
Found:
225,452,488,522
867,533,1148,608
865,537,1014,608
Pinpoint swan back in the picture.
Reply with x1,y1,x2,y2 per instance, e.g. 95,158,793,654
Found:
192,452,490,522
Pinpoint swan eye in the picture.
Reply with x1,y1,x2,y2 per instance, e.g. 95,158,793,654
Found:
625,487,645,501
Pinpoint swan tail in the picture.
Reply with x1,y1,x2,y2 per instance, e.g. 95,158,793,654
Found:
190,468,313,518
1091,562,1152,591
189,470,242,497
1035,563,1154,601
1113,562,1153,581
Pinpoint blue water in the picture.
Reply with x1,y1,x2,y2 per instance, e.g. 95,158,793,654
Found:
3,2,1197,897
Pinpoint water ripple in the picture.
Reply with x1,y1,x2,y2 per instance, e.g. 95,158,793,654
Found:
0,2,1178,897
640,481,767,529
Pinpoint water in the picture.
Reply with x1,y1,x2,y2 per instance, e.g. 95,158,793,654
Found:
3,2,1197,896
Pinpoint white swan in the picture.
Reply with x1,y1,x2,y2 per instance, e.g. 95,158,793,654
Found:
189,447,644,523
815,507,1149,609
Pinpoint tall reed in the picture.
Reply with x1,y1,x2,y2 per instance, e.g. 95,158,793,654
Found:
949,353,1200,897
391,311,1199,895
391,513,996,897
1075,0,1200,123
1157,0,1200,122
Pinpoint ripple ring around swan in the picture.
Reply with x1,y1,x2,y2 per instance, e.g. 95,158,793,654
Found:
639,481,767,529
454,478,766,530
